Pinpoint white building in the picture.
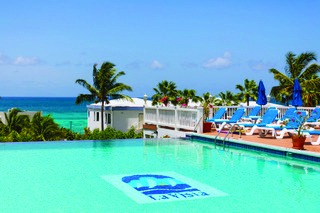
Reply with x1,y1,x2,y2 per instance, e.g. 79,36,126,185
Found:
0,108,41,124
87,98,151,132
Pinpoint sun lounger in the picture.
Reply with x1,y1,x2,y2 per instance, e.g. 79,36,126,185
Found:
256,111,308,139
241,106,261,121
304,108,320,126
213,108,246,131
247,107,277,123
238,109,279,135
276,107,296,124
206,107,226,122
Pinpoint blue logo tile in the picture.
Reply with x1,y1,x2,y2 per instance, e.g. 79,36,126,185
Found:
101,171,228,203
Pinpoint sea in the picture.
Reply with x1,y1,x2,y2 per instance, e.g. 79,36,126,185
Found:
0,97,87,133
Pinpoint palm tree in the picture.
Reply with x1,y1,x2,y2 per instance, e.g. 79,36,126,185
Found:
201,92,215,120
4,108,30,133
31,112,60,141
236,79,258,106
270,52,320,106
151,80,179,106
75,62,133,130
178,89,202,107
215,90,240,106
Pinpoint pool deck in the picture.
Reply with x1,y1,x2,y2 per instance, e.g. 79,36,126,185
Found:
202,129,320,154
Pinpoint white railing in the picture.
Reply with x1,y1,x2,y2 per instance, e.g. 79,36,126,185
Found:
144,106,203,133
177,108,199,129
144,105,318,136
159,108,175,127
211,105,317,119
145,108,157,123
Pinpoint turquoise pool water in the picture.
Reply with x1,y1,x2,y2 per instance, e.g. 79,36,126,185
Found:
1,139,320,212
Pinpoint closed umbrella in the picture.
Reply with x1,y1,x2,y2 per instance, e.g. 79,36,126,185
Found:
255,80,267,120
292,78,303,107
256,80,267,106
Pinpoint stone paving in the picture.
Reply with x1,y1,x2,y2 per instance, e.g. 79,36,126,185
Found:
203,129,320,154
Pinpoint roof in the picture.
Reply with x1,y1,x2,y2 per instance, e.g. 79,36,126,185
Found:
87,98,152,110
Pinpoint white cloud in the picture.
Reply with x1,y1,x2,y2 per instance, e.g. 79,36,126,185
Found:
150,60,164,69
249,60,274,71
203,52,232,68
0,52,42,66
14,56,40,66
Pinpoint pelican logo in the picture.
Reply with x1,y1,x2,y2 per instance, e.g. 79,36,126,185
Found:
101,172,228,203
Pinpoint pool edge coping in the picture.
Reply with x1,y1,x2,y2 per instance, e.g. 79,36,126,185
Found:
186,133,320,160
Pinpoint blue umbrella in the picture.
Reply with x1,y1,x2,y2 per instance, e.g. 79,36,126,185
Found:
256,80,267,106
292,78,303,107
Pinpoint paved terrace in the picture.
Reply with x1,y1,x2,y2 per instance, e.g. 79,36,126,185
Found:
203,129,320,154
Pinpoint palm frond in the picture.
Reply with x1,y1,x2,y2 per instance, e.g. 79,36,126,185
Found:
108,83,133,94
75,94,96,104
269,68,291,83
299,63,320,80
75,79,98,95
285,52,296,78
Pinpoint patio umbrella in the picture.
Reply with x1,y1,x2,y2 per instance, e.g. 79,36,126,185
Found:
292,78,303,107
256,80,267,106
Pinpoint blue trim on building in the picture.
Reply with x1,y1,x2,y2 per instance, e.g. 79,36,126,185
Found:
87,105,143,111
113,107,143,111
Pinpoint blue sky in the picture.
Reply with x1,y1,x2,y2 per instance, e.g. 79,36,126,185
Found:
0,0,319,97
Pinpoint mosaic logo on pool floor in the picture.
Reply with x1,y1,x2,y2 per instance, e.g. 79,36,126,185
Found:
101,171,228,203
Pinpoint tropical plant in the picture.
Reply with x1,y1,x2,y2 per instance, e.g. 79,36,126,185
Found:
236,79,258,106
151,80,179,106
201,92,214,120
83,126,142,140
177,89,202,107
214,90,240,106
269,52,320,106
31,112,61,141
282,111,315,137
75,62,133,130
3,108,30,133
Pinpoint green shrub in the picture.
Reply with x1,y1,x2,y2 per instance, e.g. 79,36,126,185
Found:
0,114,143,142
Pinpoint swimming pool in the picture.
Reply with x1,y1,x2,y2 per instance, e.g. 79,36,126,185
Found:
1,139,320,212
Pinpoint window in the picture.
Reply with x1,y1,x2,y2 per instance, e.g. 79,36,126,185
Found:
88,111,90,118
96,112,99,122
107,113,111,124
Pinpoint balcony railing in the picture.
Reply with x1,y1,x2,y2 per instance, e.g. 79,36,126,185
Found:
144,106,203,133
144,105,317,135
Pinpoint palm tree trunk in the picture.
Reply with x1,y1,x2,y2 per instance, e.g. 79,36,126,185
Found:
101,100,104,131
286,97,289,106
246,95,249,106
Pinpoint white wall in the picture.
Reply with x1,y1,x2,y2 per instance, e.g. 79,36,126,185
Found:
87,108,143,132
112,110,142,132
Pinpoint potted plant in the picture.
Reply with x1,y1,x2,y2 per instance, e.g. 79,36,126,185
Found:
287,111,314,150
201,92,214,132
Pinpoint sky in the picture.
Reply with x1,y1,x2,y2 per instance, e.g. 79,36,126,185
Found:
0,0,319,97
